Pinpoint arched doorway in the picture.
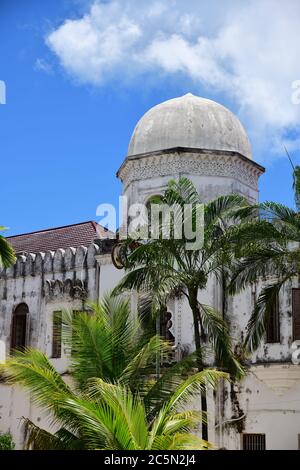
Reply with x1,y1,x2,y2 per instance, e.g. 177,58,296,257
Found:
11,303,28,352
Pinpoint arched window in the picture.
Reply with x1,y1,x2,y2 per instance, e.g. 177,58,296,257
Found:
160,310,175,343
11,303,28,352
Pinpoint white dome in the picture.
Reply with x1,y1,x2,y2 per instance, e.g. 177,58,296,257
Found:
128,93,252,159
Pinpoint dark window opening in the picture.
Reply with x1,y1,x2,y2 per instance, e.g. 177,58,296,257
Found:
11,303,28,353
52,311,62,358
266,294,280,343
160,310,175,343
243,433,266,450
160,310,176,365
292,288,300,341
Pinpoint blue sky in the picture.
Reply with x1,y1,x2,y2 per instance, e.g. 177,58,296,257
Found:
1,0,300,236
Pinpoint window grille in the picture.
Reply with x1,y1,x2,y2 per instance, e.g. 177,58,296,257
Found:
242,433,266,450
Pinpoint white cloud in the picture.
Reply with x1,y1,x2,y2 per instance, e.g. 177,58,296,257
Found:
46,0,300,160
47,2,141,83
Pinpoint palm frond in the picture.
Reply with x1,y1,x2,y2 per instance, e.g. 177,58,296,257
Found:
62,294,147,388
0,228,16,268
293,165,300,211
72,380,148,450
119,336,171,388
164,178,201,206
260,201,297,223
204,194,248,227
198,304,245,380
228,245,290,295
151,433,212,450
23,419,68,450
244,279,287,353
2,348,73,411
161,368,227,417
144,349,209,414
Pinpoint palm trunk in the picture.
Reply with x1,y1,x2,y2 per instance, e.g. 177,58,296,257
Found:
219,268,227,447
188,287,208,442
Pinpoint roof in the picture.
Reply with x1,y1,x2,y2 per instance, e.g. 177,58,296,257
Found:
6,221,114,254
128,93,252,160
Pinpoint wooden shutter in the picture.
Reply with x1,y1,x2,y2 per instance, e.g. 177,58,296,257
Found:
292,289,300,340
71,310,84,355
10,304,28,353
52,311,62,358
243,433,266,450
266,294,280,343
11,314,26,351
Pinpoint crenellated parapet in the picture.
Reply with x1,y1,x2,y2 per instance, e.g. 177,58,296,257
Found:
0,243,102,279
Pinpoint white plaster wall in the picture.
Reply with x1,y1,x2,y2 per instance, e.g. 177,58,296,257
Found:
97,257,125,298
124,173,258,210
220,367,300,449
0,245,100,448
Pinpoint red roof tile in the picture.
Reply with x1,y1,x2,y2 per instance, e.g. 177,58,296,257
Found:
6,221,114,254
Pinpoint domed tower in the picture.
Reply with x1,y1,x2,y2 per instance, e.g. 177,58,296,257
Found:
117,93,264,205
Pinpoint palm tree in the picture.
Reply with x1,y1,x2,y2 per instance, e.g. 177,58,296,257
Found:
3,354,226,450
1,293,228,449
227,167,300,353
0,226,15,268
114,178,247,440
62,294,167,391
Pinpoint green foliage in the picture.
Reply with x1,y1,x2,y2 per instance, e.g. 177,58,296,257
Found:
0,227,16,268
19,371,226,450
228,193,300,353
293,165,300,211
115,177,246,379
1,293,228,450
0,432,15,450
61,294,170,392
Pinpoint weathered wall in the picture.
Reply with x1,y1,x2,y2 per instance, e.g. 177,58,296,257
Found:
0,243,101,448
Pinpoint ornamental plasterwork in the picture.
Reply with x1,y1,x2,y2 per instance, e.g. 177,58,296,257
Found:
118,151,263,190
44,279,87,301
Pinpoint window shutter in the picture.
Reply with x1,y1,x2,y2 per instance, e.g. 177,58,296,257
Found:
292,289,300,341
266,294,280,343
11,314,27,351
10,304,28,353
71,310,84,355
52,311,62,358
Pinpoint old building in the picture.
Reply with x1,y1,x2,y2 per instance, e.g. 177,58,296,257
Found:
1,93,300,449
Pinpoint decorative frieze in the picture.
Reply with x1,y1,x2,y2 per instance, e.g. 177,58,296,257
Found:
118,148,264,191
